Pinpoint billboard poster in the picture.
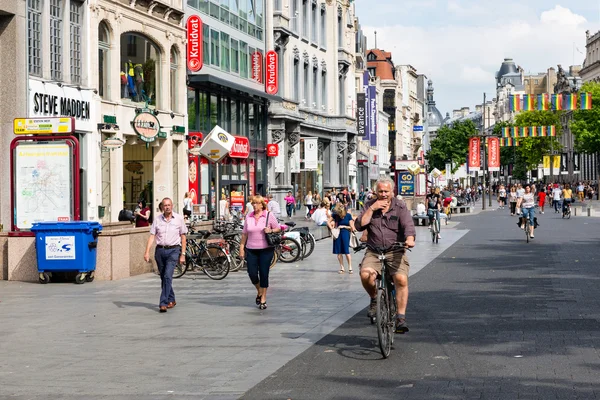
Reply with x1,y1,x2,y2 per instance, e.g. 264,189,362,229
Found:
363,71,370,141
397,172,415,196
487,137,500,172
468,137,481,172
369,84,377,147
356,93,366,139
304,137,318,170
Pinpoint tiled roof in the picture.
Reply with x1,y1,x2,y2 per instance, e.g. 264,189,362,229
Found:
367,49,394,80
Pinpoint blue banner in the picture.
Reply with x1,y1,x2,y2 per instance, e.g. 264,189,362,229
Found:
369,84,377,147
398,172,415,196
363,71,370,141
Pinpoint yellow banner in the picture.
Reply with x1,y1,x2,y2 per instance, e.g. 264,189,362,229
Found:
543,156,550,169
553,156,561,169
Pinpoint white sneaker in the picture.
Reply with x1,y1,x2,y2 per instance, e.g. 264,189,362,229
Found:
541,211,544,214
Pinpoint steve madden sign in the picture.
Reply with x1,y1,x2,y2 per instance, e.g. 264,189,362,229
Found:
28,79,95,132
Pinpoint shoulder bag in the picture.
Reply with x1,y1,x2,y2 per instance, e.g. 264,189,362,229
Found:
264,212,281,247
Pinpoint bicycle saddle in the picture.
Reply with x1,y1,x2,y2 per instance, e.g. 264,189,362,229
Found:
284,221,297,227
196,230,212,238
223,232,240,239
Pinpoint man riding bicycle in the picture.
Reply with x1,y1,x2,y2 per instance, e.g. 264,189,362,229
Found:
426,187,442,240
355,177,416,333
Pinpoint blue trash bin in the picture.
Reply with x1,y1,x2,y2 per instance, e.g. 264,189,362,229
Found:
31,221,102,284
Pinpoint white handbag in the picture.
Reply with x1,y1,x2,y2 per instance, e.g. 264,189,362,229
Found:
349,231,360,248
331,228,340,239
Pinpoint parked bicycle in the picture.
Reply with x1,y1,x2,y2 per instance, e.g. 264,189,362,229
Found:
173,229,231,280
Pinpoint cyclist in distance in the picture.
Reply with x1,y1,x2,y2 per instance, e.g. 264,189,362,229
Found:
354,177,416,333
426,187,442,240
517,184,536,239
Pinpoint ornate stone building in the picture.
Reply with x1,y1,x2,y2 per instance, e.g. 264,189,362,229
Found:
267,0,357,204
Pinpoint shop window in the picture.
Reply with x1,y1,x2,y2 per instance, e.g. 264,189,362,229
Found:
28,0,43,76
120,33,160,105
202,23,210,66
240,41,248,78
98,22,110,99
210,29,220,66
50,0,62,81
220,32,230,72
231,39,239,73
170,47,178,112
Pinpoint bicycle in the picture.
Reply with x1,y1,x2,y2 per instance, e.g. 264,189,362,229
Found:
354,242,408,358
269,234,302,268
428,209,440,244
173,230,231,280
562,200,571,219
523,215,531,243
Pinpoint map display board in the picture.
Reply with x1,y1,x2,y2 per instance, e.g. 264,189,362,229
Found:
14,142,73,229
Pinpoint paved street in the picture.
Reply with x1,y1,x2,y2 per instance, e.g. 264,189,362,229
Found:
0,219,466,400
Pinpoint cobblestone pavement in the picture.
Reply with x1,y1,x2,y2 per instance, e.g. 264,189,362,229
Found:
0,221,466,399
244,208,600,400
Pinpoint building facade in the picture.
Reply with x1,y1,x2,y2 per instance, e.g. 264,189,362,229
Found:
580,30,600,82
266,0,357,205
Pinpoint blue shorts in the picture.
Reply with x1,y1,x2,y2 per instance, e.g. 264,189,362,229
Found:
522,207,535,225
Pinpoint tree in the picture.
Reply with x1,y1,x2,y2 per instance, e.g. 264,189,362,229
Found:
425,120,478,172
513,110,562,171
570,81,600,181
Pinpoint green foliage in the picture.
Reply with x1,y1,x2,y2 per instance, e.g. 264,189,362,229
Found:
425,120,478,172
513,110,562,170
571,82,600,154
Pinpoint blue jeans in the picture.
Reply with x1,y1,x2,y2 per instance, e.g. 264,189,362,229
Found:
246,247,275,288
286,204,294,217
522,207,535,226
155,247,180,306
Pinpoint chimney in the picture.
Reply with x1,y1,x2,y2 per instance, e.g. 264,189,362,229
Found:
461,107,470,117
475,105,483,113
452,109,462,118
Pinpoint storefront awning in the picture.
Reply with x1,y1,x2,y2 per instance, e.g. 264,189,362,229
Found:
188,74,282,103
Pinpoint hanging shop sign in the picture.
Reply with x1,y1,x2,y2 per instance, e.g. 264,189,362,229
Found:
468,137,481,172
229,136,250,159
101,136,125,150
266,144,279,157
487,137,500,172
28,79,95,132
198,125,235,163
356,93,366,138
265,50,278,95
368,84,377,147
362,71,370,141
304,137,318,170
13,117,75,135
132,112,160,142
251,51,263,83
397,172,415,196
186,15,203,72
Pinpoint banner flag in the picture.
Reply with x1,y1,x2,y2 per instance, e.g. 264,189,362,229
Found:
488,137,500,172
564,94,577,110
304,137,318,170
509,95,521,112
551,94,563,110
468,137,481,171
553,155,561,169
362,71,370,141
523,94,534,111
537,94,549,111
356,93,366,140
548,125,556,137
519,126,528,137
502,127,510,138
580,92,592,110
530,126,539,137
543,155,550,176
368,84,377,147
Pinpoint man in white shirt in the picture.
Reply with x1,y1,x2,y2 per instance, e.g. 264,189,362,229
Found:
311,202,329,226
552,184,562,213
266,194,281,219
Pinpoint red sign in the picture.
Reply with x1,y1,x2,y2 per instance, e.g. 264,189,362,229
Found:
266,144,279,157
188,137,200,204
265,50,278,95
468,137,481,172
487,137,500,172
186,15,203,72
251,51,263,83
229,136,250,158
188,132,202,146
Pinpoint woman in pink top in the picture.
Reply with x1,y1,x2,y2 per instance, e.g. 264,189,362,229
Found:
240,195,281,310
284,190,295,217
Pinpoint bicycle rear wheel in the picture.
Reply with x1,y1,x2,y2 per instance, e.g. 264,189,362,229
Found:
376,287,392,358
199,245,230,280
525,222,530,243
302,234,316,258
227,239,245,272
173,260,188,278
269,251,278,269
278,238,301,263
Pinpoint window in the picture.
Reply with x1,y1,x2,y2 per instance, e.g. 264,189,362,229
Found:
291,0,298,32
28,0,42,76
170,47,178,112
210,29,220,66
274,0,281,11
302,0,308,37
220,32,230,72
368,67,376,78
240,41,249,78
231,39,239,73
120,33,160,105
202,23,210,66
320,5,326,47
70,1,83,84
98,22,110,99
313,66,318,109
50,0,63,81
293,57,300,101
311,1,317,42
337,7,343,48
303,62,309,106
220,0,230,24
322,70,327,111
210,0,219,18
338,75,345,114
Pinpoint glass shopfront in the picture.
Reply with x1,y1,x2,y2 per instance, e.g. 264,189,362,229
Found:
188,85,268,218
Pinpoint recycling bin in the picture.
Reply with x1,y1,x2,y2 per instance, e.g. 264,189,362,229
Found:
30,221,102,284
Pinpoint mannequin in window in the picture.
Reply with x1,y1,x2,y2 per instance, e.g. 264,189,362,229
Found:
127,61,137,100
134,63,144,102
121,70,129,98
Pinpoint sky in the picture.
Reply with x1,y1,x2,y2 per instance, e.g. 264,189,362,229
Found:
354,0,600,116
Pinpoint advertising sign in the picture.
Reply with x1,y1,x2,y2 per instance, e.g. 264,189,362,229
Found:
188,137,200,204
45,236,76,260
368,84,377,147
198,125,235,163
573,153,581,173
553,155,561,170
265,50,278,95
543,155,550,176
561,153,568,174
413,125,424,132
14,142,73,229
362,71,370,141
274,143,285,173
14,117,75,135
395,160,420,174
468,137,481,172
251,51,263,83
186,15,203,72
266,144,278,157
132,112,161,142
398,172,415,196
356,93,366,138
487,137,500,172
304,137,318,170
229,136,250,158
230,190,244,213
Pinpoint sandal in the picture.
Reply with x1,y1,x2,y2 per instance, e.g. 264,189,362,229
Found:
338,267,345,274
255,295,261,305
348,268,353,274
259,302,267,310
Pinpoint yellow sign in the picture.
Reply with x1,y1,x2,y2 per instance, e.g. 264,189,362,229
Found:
13,117,74,135
553,156,561,169
543,156,550,169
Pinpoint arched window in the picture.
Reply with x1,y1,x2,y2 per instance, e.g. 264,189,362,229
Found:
120,32,161,105
170,47,178,112
98,22,110,99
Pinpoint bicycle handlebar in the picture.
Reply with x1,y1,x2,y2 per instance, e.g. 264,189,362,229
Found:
353,242,408,254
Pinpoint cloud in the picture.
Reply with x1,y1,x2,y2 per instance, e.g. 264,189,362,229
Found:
361,4,590,114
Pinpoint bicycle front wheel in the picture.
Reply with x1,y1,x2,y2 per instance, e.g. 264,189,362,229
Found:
199,245,230,280
173,260,188,279
376,288,392,358
278,238,302,263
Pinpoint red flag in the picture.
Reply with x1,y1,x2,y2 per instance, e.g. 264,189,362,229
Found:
468,137,481,172
487,137,500,172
